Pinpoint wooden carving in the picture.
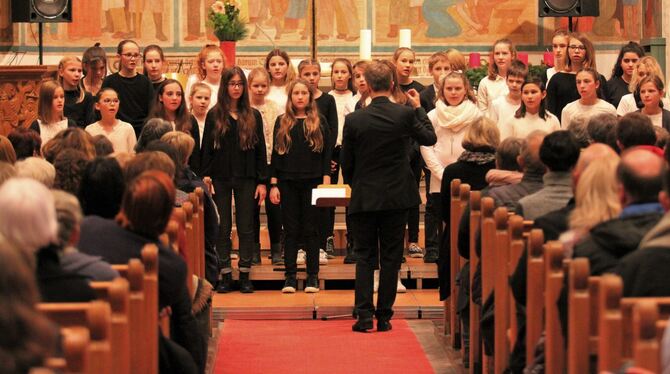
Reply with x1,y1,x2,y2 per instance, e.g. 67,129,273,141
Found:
0,66,57,136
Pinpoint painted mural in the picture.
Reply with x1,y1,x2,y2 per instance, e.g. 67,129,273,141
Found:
0,0,663,52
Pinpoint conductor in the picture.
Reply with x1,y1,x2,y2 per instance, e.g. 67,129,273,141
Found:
341,60,437,332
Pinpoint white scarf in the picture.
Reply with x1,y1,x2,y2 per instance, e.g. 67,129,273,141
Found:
433,100,481,133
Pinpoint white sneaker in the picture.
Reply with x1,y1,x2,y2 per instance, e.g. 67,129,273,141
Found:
319,249,329,265
397,277,407,293
231,252,239,260
408,243,424,258
373,270,379,293
297,249,306,265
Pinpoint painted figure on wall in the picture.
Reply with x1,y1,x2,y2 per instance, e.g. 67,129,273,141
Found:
0,0,11,42
186,0,216,41
643,0,661,38
69,1,102,39
127,0,168,41
592,0,622,37
334,0,360,41
101,0,128,39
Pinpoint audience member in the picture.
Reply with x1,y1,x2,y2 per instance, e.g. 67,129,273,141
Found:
52,190,118,281
92,134,115,156
0,236,58,373
0,178,95,302
0,135,17,164
485,137,524,187
616,112,657,151
135,117,172,153
7,128,41,160
515,130,580,220
79,157,125,219
0,162,16,186
656,127,670,149
14,157,56,187
53,149,89,195
41,127,96,163
586,113,618,149
567,116,590,148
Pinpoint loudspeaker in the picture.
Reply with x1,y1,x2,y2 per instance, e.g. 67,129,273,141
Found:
11,0,72,23
538,0,599,17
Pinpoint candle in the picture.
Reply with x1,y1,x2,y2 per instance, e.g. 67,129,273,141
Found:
359,29,372,61
469,53,481,68
543,51,554,67
399,29,411,49
517,52,529,65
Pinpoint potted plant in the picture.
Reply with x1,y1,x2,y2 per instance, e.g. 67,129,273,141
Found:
208,1,248,67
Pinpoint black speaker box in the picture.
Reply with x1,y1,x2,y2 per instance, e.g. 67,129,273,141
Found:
11,0,72,23
538,0,599,17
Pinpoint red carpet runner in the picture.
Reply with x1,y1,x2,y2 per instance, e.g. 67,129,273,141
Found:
214,319,435,373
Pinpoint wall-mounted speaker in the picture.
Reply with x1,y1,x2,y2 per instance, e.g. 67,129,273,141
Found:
11,0,72,23
538,0,599,17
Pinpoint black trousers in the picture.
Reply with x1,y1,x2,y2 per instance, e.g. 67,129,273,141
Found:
254,181,283,246
424,170,439,253
351,209,408,321
280,178,321,276
407,159,422,243
319,146,340,248
212,177,256,271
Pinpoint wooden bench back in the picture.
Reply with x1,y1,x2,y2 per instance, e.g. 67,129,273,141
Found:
44,326,90,373
468,191,482,369
493,206,509,373
544,241,565,374
526,229,545,367
90,278,131,374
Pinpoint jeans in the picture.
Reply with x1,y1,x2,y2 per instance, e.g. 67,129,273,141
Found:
280,178,322,276
212,177,257,272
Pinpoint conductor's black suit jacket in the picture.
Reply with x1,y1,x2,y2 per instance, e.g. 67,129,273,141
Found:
341,96,437,214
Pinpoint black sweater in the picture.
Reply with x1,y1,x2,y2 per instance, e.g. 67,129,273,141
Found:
101,73,154,136
200,109,268,183
315,93,338,151
271,115,332,180
64,89,96,128
400,80,426,93
606,75,630,108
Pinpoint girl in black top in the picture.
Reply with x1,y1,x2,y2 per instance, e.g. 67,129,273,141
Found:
546,33,609,120
201,66,267,294
148,79,201,174
58,56,95,128
143,44,167,91
270,79,331,294
393,47,426,93
606,42,644,108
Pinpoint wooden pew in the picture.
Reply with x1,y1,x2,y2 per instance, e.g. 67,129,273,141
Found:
45,327,90,373
90,277,131,374
480,197,496,371
493,206,509,373
526,229,545,368
544,241,565,374
448,179,468,346
469,190,482,371
38,301,112,374
141,245,159,374
567,258,590,373
191,188,206,277
507,215,525,350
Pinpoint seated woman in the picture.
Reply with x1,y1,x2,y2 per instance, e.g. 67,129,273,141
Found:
0,236,58,372
0,177,95,302
77,170,206,372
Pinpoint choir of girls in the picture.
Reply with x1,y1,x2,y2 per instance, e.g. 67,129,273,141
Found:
27,33,670,294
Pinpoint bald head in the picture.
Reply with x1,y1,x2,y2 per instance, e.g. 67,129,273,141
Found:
618,147,666,206
574,143,618,178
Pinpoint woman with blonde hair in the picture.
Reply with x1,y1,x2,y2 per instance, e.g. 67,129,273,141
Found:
561,156,621,256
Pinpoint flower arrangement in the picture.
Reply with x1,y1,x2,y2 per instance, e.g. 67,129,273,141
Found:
208,1,248,42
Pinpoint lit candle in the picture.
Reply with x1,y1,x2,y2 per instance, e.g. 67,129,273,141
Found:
469,53,481,68
517,52,529,65
359,29,372,61
399,29,411,49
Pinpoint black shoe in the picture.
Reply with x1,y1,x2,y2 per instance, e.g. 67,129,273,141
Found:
239,272,254,293
305,274,320,293
423,251,438,263
343,239,357,264
282,275,297,293
352,318,373,332
271,243,284,265
216,272,233,293
377,320,393,332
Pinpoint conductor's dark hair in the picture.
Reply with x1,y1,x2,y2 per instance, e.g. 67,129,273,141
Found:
364,61,393,92
539,130,580,172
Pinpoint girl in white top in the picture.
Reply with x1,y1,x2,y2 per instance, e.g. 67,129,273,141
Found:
544,29,569,84
328,58,354,147
421,71,482,195
638,75,670,129
85,87,136,153
184,45,224,111
562,68,617,126
29,80,75,146
344,60,371,115
264,49,296,116
188,82,212,147
617,56,670,116
500,76,560,139
477,38,516,114
247,67,280,165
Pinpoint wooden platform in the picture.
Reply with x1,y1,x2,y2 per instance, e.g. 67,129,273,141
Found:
212,289,443,321
229,256,438,290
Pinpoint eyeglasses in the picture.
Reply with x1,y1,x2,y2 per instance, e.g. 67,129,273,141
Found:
101,98,120,104
228,82,244,88
568,45,586,51
121,53,141,59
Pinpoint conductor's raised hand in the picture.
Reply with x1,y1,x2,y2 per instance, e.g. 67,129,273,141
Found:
406,88,421,108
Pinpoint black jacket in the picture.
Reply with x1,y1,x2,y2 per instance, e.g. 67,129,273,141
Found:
341,96,436,214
